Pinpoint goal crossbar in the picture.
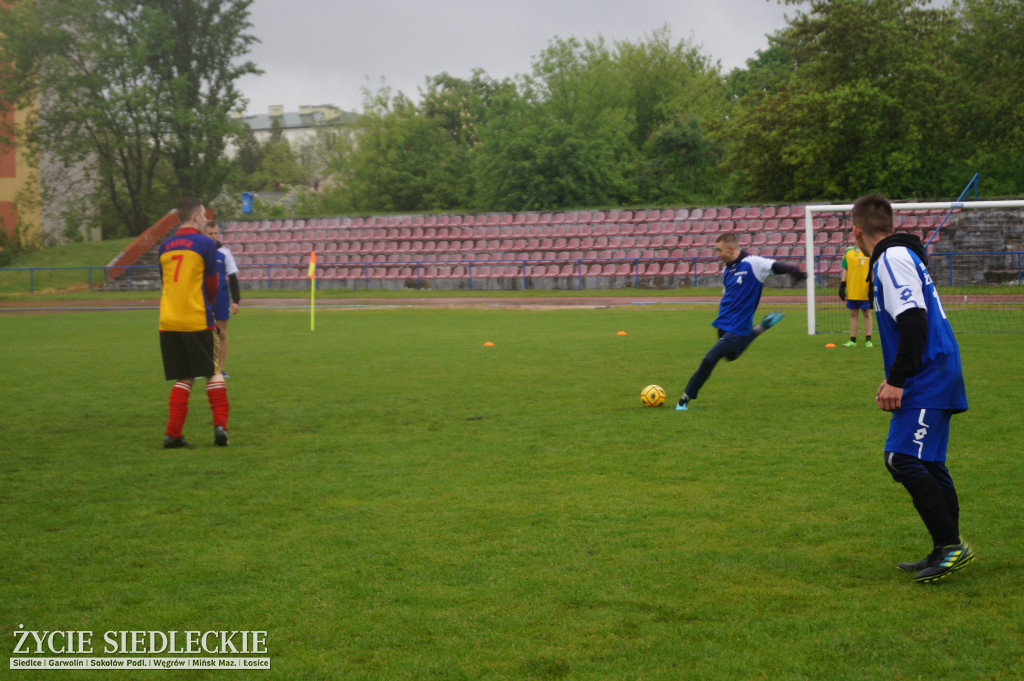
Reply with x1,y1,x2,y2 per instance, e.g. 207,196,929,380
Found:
803,199,1024,334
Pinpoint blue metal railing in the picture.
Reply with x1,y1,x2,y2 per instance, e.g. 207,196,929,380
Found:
3,252,1023,293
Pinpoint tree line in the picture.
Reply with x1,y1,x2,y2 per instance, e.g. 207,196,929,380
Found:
2,0,1022,240
300,0,1022,218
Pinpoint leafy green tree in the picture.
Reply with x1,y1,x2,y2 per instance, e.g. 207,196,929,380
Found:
327,86,450,212
474,37,634,210
234,127,262,179
725,0,962,202
616,25,730,203
950,0,1024,195
246,119,309,192
418,70,514,209
0,0,260,236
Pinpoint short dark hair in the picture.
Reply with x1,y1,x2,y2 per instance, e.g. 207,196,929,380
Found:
715,232,739,246
177,196,204,225
852,194,893,236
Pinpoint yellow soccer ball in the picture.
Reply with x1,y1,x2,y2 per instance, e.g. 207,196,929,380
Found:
640,384,667,407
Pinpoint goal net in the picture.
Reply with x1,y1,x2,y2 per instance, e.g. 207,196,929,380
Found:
802,200,1024,335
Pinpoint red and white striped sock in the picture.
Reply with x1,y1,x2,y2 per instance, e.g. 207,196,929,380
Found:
206,377,229,429
166,381,192,438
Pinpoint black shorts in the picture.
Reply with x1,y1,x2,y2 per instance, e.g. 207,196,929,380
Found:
160,329,218,380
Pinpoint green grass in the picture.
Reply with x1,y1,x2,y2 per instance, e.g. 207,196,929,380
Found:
0,238,134,294
1,306,1022,680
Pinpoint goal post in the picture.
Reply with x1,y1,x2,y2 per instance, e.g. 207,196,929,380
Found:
803,199,1024,335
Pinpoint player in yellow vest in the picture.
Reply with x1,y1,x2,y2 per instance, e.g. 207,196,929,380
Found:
839,244,873,347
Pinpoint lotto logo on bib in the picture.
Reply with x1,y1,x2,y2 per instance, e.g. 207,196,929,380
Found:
10,626,270,671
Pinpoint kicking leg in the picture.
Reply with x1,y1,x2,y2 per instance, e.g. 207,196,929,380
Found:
679,334,742,407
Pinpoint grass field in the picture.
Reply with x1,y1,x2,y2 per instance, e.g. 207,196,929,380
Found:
2,304,1022,680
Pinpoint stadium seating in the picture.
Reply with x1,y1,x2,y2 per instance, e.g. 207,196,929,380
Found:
224,204,953,289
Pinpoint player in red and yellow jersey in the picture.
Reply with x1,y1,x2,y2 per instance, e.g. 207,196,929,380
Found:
158,196,230,448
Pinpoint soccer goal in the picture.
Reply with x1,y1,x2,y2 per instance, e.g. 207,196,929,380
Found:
802,199,1024,335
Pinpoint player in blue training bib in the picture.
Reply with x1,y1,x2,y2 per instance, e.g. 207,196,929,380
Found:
676,232,806,409
853,193,973,584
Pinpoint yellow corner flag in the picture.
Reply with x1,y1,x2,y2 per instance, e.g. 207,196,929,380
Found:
308,252,316,331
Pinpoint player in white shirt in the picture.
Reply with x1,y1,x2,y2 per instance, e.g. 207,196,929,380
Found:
204,221,241,378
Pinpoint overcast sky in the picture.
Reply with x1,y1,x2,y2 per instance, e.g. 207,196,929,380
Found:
235,0,797,116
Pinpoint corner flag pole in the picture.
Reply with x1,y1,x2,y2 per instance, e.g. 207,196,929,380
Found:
308,251,316,331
